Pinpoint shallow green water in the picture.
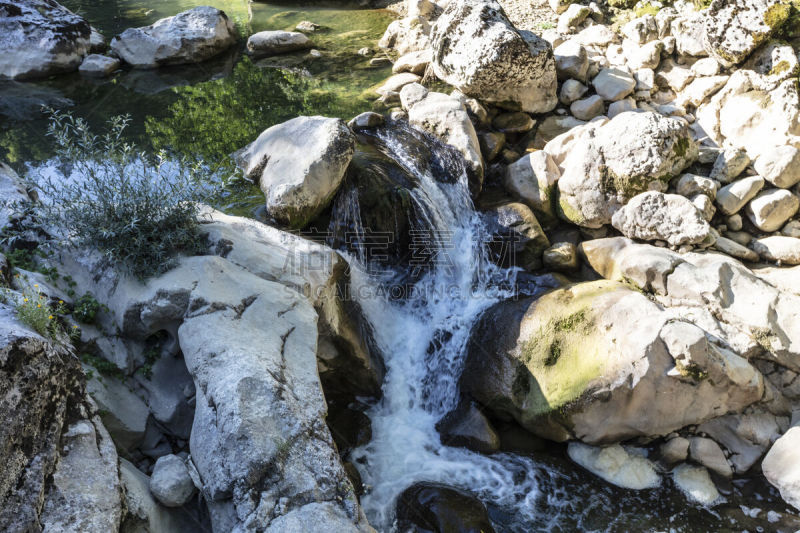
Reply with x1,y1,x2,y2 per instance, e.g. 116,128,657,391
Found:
0,0,394,166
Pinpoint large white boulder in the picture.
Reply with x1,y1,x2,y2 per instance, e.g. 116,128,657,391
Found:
462,279,763,444
702,0,790,68
430,0,558,113
235,116,355,228
0,0,92,79
110,6,237,68
763,427,800,510
611,191,713,246
557,111,698,228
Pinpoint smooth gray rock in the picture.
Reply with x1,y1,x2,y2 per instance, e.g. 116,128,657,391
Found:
247,30,312,58
592,67,636,101
111,6,237,68
612,191,713,246
150,455,195,507
558,111,698,228
78,54,120,77
763,426,800,510
235,116,355,228
715,176,764,215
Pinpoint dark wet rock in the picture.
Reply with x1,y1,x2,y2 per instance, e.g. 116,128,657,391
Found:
436,401,500,454
396,482,496,533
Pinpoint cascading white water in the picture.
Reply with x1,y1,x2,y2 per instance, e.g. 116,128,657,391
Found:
344,125,553,531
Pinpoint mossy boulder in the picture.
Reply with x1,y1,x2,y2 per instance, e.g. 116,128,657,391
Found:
462,280,764,443
702,0,791,68
557,111,698,228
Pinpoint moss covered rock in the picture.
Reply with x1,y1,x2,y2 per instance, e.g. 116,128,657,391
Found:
702,0,791,68
557,111,698,228
462,279,764,443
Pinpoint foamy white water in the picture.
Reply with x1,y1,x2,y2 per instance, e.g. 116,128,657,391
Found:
345,126,546,531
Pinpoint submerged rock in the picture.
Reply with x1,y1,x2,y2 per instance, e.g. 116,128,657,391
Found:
110,6,237,68
0,0,92,79
235,116,355,228
247,30,313,58
396,483,496,533
568,443,660,490
430,0,558,113
78,54,120,77
672,464,721,505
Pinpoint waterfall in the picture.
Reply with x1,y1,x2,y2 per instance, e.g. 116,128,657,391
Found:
331,122,556,531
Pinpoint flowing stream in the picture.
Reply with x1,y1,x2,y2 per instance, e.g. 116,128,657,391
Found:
336,123,553,530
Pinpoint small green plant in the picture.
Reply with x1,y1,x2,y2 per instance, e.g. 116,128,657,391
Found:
136,345,161,380
73,292,102,324
23,110,213,280
81,353,125,380
537,21,555,30
15,284,67,339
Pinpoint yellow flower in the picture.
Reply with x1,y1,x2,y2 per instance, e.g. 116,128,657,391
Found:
58,300,64,304
72,325,78,329
23,298,28,303
48,315,53,320
33,284,38,288
37,304,42,308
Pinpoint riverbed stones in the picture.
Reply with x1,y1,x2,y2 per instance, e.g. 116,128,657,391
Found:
0,0,93,79
247,31,312,58
570,95,604,121
752,236,800,265
611,191,713,246
557,111,698,228
504,150,560,224
702,0,791,68
554,40,589,82
484,202,549,271
110,6,237,68
543,241,578,271
568,443,660,490
660,437,690,465
745,189,800,232
560,79,588,105
710,148,750,184
755,146,800,189
592,68,636,101
763,426,800,510
235,116,355,228
689,437,732,478
150,454,195,507
715,176,764,215
392,49,431,75
430,0,558,113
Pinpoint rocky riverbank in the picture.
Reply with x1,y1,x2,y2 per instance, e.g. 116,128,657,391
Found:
2,0,800,531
